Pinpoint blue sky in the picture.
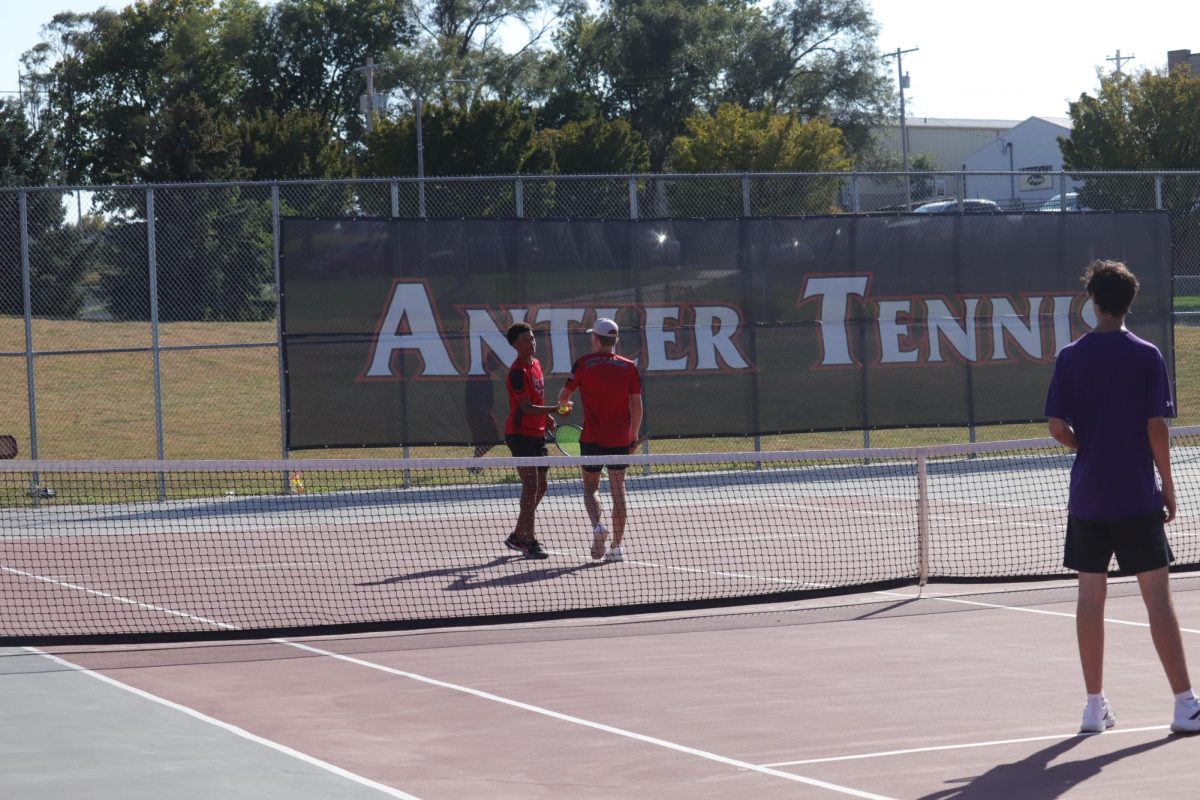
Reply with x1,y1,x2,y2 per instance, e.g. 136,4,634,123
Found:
1,1,1198,122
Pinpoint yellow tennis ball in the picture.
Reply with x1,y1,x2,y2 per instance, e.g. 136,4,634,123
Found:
558,404,571,415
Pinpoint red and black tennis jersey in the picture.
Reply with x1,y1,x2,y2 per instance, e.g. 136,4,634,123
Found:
564,352,642,447
504,357,547,438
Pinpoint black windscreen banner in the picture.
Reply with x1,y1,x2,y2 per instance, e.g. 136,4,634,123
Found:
280,214,1172,449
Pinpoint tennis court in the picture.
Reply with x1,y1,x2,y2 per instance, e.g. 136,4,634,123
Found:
4,435,1200,797
6,576,1200,798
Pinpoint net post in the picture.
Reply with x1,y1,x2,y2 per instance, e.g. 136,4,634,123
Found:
917,452,929,586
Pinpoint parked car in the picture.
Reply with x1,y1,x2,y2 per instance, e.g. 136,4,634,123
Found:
1035,193,1087,212
912,198,1001,214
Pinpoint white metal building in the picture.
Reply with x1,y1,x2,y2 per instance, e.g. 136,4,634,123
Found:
962,117,1077,207
865,116,1076,210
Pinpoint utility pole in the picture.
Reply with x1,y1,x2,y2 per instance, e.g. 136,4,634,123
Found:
883,46,919,208
1107,49,1135,74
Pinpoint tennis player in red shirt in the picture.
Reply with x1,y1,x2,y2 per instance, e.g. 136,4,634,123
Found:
557,318,643,562
503,322,571,559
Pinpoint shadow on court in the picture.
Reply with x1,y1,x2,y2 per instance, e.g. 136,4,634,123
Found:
357,556,602,590
918,734,1182,799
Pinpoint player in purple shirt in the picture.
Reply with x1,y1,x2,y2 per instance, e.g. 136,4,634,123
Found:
1045,259,1200,734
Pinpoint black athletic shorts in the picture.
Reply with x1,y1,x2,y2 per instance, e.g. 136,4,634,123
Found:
505,434,549,469
580,441,629,474
1064,511,1173,575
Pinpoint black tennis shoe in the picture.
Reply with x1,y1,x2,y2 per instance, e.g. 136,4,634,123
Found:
525,539,549,559
504,533,527,554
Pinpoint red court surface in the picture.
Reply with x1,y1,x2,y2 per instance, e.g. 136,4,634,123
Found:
10,574,1200,799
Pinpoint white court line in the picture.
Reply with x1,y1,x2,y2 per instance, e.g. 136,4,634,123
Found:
277,639,895,800
871,589,1200,635
760,724,1170,767
6,565,893,799
748,585,1200,770
0,566,236,629
25,647,422,800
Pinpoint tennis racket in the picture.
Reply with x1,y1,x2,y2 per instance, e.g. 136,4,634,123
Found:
553,424,583,456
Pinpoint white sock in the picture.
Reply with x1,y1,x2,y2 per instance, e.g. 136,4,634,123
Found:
594,523,607,534
1175,690,1196,706
1087,692,1105,705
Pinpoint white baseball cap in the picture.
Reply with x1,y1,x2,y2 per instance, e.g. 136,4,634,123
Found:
587,318,619,336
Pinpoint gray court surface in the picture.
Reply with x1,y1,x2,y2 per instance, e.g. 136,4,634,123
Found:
0,647,392,800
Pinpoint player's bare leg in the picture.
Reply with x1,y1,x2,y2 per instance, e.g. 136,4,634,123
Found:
1076,571,1107,694
581,469,604,528
514,465,543,540
1137,566,1193,693
609,470,628,547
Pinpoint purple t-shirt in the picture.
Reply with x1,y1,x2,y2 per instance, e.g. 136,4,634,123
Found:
1044,330,1174,520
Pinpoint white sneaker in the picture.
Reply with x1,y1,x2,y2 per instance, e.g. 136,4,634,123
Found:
1171,697,1200,734
1080,699,1115,733
590,525,609,560
605,545,624,562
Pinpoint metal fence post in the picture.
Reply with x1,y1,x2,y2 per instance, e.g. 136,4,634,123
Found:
628,175,638,220
388,181,411,483
272,185,289,495
1155,173,1163,210
19,191,39,474
741,173,762,455
1058,172,1067,210
851,174,860,214
515,177,524,219
147,188,167,500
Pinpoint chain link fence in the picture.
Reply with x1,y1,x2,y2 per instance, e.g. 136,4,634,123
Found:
2,171,1199,460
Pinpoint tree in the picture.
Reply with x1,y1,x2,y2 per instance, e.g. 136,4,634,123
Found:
0,99,94,318
540,117,649,173
534,116,649,215
22,1,244,185
667,104,850,215
670,103,851,173
238,109,352,181
238,0,415,150
543,0,892,171
546,0,737,171
718,0,892,155
385,0,574,108
1062,67,1200,210
362,99,550,177
99,94,272,323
